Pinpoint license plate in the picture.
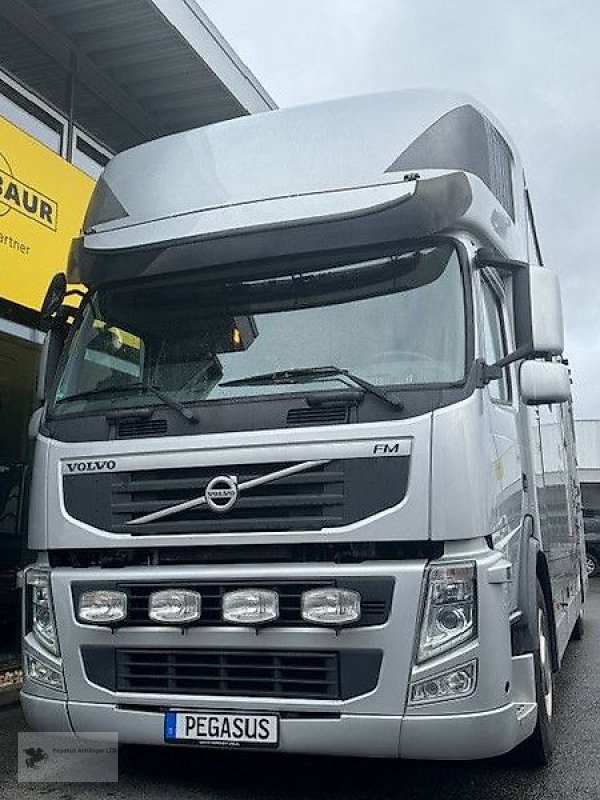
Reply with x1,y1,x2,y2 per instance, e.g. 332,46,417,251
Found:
164,711,279,748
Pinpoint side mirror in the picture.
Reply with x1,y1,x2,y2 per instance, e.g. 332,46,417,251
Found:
519,360,571,406
41,273,67,319
514,265,564,356
476,250,564,361
37,323,68,404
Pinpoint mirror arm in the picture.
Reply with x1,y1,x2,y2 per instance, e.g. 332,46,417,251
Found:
479,345,559,386
493,345,536,369
476,360,503,386
476,345,538,387
474,248,528,272
48,304,77,329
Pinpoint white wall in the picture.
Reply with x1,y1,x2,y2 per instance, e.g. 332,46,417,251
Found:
574,420,600,487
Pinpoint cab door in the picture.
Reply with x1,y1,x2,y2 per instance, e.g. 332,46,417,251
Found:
478,271,523,609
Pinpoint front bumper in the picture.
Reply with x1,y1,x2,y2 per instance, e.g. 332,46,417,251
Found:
21,554,536,760
21,692,536,760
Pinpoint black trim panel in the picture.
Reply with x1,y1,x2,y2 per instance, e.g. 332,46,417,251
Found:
81,646,383,701
50,540,443,567
63,457,409,535
71,577,394,630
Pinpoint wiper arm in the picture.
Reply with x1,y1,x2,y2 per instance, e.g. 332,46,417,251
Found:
221,366,403,410
129,383,200,423
55,382,199,424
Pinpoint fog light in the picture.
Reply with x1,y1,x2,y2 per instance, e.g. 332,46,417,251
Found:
222,589,279,624
301,588,361,625
26,654,64,690
409,660,477,705
149,589,202,624
77,590,127,624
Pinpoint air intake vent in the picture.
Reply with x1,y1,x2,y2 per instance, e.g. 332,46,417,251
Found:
81,646,383,700
117,419,168,439
286,406,349,427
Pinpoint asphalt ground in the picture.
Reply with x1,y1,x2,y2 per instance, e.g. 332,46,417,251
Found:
1,580,599,800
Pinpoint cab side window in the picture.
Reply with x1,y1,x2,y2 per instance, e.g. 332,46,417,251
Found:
481,279,510,404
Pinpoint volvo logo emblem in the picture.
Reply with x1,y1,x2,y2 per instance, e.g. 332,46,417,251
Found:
205,475,238,513
127,460,330,526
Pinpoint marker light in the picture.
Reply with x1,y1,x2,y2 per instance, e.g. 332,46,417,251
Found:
409,661,477,705
27,569,59,655
301,588,361,625
77,590,127,624
417,563,476,662
222,589,279,625
148,589,202,624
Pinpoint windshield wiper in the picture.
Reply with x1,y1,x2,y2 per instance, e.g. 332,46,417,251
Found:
55,382,199,424
221,366,403,410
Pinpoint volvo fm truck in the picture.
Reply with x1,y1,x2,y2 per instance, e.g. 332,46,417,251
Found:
21,90,587,764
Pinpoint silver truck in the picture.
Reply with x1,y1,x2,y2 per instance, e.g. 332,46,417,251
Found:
21,90,587,764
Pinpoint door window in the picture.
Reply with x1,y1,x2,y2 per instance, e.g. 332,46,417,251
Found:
481,279,510,404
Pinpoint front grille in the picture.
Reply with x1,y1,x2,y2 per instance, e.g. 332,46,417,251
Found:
63,456,409,535
81,646,383,700
115,461,344,534
87,577,393,628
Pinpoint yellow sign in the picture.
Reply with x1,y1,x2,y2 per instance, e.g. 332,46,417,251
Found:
0,116,95,311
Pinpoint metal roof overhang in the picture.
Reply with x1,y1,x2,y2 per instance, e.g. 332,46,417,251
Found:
0,0,275,152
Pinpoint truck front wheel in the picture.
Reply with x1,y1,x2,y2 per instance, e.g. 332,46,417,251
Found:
517,582,555,767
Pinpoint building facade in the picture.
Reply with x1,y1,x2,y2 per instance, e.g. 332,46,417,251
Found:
575,420,600,521
0,0,274,668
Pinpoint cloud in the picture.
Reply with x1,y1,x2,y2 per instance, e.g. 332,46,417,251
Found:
199,0,600,416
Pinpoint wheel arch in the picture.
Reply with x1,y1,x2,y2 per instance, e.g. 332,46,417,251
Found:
535,550,560,672
511,518,559,672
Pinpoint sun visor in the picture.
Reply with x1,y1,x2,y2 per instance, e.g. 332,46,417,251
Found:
82,180,418,251
68,172,473,288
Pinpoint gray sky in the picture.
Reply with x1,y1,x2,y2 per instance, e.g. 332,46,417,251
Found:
199,0,600,418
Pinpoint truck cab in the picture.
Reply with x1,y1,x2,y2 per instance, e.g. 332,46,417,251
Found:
21,90,586,763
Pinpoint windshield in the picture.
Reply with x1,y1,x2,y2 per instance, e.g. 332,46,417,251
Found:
50,242,467,418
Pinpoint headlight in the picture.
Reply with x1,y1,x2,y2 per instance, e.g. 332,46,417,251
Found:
301,588,361,625
27,569,59,655
148,589,201,624
77,590,127,624
417,562,476,662
222,589,279,624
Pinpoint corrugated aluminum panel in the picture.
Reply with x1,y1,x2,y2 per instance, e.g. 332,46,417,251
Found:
1,0,274,152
